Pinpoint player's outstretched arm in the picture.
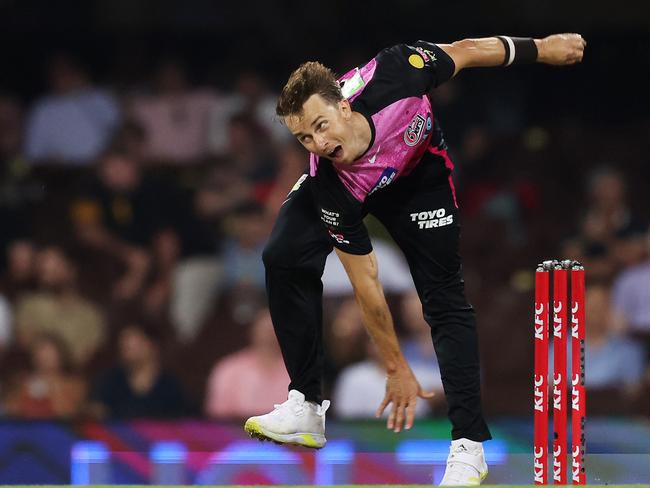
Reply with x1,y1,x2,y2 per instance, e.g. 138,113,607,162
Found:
335,248,435,432
438,33,586,76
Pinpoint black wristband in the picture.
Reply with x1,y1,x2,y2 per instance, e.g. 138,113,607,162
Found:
497,36,538,66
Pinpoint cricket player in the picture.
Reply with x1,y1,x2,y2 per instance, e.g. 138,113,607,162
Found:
245,33,585,485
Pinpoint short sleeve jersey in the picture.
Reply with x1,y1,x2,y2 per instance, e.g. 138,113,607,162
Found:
310,41,456,254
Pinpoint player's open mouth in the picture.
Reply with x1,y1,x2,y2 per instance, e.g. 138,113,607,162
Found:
328,145,343,160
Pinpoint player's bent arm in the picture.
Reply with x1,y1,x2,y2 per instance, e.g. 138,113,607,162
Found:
438,33,586,77
335,248,407,374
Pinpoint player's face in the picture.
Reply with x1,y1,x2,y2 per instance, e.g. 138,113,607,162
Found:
285,94,354,163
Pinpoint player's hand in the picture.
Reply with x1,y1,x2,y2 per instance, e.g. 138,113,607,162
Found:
537,33,586,65
375,364,435,433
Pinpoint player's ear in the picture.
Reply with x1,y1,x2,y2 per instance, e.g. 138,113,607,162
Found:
339,99,352,119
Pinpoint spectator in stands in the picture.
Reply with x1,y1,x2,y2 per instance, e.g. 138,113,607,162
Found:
611,224,648,271
111,119,147,163
24,53,120,165
564,167,643,283
0,293,11,353
194,159,255,226
207,70,290,155
584,285,644,392
552,284,644,401
220,201,270,293
89,323,187,418
70,148,182,313
612,229,650,351
168,161,232,342
3,333,86,418
563,239,617,285
0,292,10,412
322,239,412,297
1,240,37,301
14,245,106,366
400,290,444,378
0,95,40,275
265,141,308,217
209,201,271,326
226,113,277,184
0,94,23,167
323,297,367,374
129,58,217,164
582,166,641,246
233,71,291,145
204,308,289,418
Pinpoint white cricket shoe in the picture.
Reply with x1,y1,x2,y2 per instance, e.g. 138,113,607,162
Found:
439,438,488,486
244,389,330,449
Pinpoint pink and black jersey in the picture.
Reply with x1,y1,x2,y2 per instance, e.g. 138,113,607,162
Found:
310,41,457,254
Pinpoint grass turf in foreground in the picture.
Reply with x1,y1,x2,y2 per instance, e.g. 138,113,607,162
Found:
5,485,650,487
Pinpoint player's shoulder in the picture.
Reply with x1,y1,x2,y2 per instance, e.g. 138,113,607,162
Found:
377,41,438,62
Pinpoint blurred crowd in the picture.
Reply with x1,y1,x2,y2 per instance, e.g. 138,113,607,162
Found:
0,50,648,422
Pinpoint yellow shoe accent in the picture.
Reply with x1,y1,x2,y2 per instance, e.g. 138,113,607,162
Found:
243,418,326,449
465,469,488,484
244,419,262,436
296,433,321,449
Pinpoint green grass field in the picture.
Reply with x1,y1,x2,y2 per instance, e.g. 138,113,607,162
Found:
5,485,650,487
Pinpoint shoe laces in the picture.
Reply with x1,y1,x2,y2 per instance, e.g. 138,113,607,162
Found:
273,390,330,416
274,393,305,415
444,441,483,482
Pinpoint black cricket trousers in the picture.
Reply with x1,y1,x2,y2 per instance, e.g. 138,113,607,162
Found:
262,159,492,442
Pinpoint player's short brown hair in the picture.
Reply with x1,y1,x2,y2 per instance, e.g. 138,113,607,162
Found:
276,61,342,118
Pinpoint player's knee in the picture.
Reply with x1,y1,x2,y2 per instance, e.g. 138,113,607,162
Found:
263,237,326,275
421,276,474,325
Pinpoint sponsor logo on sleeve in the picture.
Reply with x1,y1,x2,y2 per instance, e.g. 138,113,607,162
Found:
340,68,365,99
290,174,308,193
408,54,424,69
368,167,397,195
320,208,341,227
425,114,432,136
415,46,437,63
321,208,351,244
328,230,350,245
282,174,308,206
404,114,426,146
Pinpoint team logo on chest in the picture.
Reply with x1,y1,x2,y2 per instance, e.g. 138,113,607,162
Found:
404,114,426,146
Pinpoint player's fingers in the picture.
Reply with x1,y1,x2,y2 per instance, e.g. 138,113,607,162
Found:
419,388,435,399
387,404,397,430
569,52,583,64
394,403,405,433
405,401,417,430
375,395,390,418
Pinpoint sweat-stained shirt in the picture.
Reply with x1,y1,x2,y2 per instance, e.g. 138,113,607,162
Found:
308,40,457,255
